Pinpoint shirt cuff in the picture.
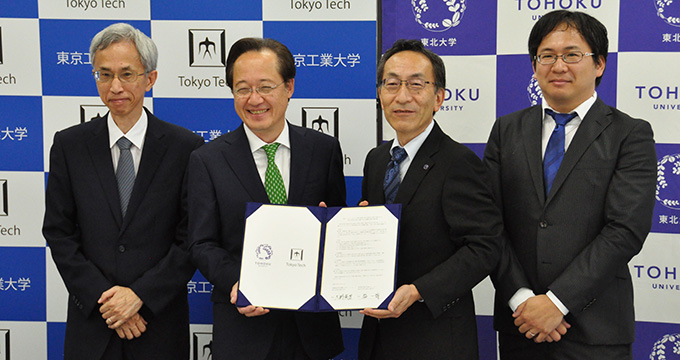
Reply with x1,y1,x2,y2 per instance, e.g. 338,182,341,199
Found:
508,287,535,312
546,290,569,316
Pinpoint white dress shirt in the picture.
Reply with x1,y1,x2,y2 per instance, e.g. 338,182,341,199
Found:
243,122,291,197
108,110,148,175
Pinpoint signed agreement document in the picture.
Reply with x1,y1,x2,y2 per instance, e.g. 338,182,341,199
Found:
236,203,401,312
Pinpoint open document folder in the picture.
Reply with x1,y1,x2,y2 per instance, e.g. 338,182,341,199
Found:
236,203,401,312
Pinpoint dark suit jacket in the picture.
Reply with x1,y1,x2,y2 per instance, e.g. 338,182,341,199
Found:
43,109,204,360
484,98,657,345
358,122,504,360
186,123,345,360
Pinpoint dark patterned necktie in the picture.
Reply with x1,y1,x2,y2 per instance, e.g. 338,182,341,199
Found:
116,137,135,217
543,109,577,196
383,146,407,204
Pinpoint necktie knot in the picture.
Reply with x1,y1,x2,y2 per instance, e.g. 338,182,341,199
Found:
262,143,280,163
545,109,577,128
117,137,133,151
391,146,407,164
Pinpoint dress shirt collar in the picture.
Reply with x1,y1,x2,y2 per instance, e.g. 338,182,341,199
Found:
108,109,148,150
391,119,435,161
244,121,291,153
541,91,598,121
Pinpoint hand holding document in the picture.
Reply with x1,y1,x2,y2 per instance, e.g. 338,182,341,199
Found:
237,203,401,312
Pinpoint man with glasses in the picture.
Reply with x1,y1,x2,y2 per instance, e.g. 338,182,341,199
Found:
484,10,656,359
357,39,504,359
43,23,203,359
186,37,345,360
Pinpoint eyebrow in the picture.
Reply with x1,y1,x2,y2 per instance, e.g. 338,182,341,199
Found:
538,45,582,53
385,71,427,79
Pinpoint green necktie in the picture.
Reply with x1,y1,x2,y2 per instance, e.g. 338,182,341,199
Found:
262,143,287,205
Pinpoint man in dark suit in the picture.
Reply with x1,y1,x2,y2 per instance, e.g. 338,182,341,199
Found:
357,39,504,360
484,10,657,359
42,23,203,360
186,37,345,360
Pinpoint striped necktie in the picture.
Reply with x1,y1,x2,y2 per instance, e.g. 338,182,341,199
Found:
543,109,577,196
116,137,135,216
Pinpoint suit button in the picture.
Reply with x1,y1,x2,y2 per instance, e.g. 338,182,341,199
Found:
118,245,126,253
539,221,548,229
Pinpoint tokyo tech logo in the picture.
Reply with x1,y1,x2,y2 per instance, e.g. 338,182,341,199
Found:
657,153,680,210
412,0,466,32
655,0,680,27
650,333,680,359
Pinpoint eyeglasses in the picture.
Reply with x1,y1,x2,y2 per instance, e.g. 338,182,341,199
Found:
233,81,286,98
535,51,596,65
93,70,148,83
380,78,435,94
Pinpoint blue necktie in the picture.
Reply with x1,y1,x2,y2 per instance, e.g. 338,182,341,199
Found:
383,146,407,204
116,137,135,217
543,109,577,196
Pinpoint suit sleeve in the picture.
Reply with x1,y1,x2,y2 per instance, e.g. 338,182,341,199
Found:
42,132,114,316
325,138,347,207
483,118,532,305
186,150,241,294
413,149,505,318
548,120,656,315
127,136,204,316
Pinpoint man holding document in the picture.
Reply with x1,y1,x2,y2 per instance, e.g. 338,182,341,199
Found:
186,38,345,360
357,39,505,359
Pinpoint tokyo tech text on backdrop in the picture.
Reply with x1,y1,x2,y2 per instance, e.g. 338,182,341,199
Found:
1,0,680,359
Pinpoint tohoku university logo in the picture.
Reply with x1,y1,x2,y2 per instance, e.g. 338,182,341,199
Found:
411,0,466,32
527,76,542,106
256,244,273,260
650,333,680,359
654,0,680,27
657,154,680,210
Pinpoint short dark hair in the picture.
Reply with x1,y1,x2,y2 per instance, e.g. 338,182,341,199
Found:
377,39,446,91
529,10,608,87
226,37,295,89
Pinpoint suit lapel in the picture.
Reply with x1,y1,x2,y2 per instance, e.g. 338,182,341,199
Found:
222,125,270,203
121,111,167,232
393,123,440,206
86,114,123,226
521,106,547,206
288,124,313,204
547,98,611,202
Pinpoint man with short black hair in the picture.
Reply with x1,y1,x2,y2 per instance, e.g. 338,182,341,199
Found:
485,10,657,359
358,39,504,360
186,37,345,360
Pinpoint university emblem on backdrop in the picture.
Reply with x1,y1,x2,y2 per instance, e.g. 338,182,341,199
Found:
0,27,3,65
80,105,109,123
654,0,680,27
0,329,8,360
411,0,466,32
189,29,226,67
650,333,680,359
527,76,542,106
192,332,212,360
0,180,7,216
302,107,339,138
657,154,680,210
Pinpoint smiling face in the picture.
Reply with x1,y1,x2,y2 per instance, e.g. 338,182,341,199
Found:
232,49,294,143
93,41,156,125
379,50,445,146
533,24,605,113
